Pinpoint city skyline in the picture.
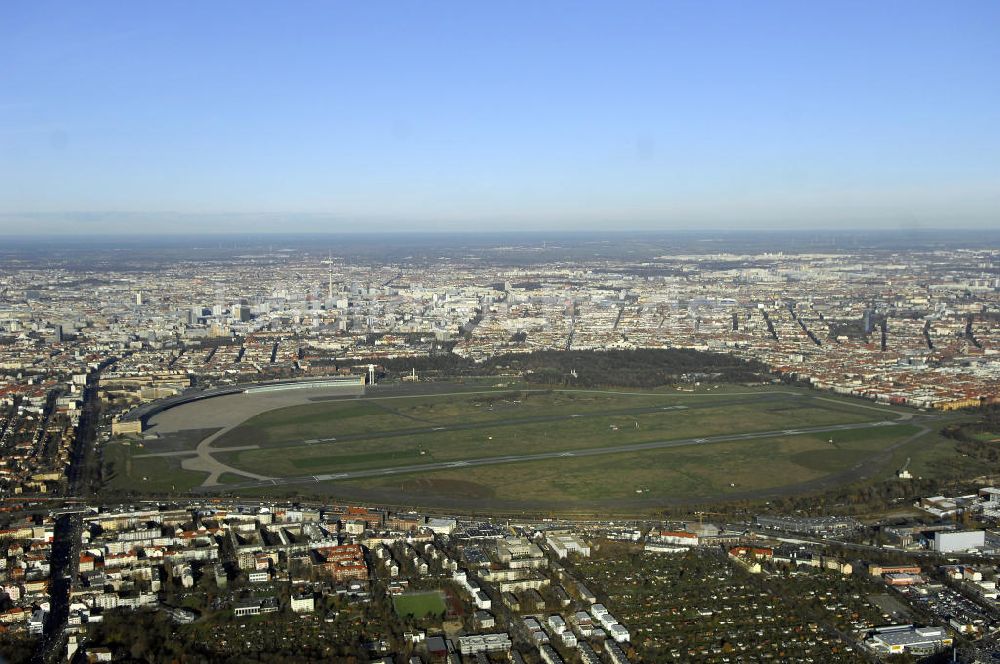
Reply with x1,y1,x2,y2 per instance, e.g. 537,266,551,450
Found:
3,1,1000,233
0,216,997,663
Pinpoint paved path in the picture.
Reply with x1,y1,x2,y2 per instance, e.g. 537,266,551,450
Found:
135,444,260,459
142,384,367,486
180,425,274,486
812,395,913,419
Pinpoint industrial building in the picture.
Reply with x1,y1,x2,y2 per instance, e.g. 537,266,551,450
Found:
243,375,365,394
755,514,860,536
545,532,591,558
932,530,986,553
111,419,143,436
865,625,953,656
980,487,1000,518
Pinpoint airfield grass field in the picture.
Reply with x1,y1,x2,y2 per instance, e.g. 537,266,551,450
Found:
103,382,955,510
103,445,206,494
342,424,923,507
216,395,875,476
210,384,873,449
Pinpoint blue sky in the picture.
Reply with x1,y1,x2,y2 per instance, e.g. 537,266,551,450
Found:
1,1,999,233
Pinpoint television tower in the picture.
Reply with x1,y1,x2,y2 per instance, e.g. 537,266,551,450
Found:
327,252,334,301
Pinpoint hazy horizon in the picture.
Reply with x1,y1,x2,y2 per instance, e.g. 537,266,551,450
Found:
3,211,1000,236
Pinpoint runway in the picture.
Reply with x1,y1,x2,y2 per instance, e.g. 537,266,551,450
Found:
193,418,904,493
132,382,910,491
138,392,785,457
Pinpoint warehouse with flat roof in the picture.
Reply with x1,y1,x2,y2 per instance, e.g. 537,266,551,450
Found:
932,529,985,553
866,625,952,656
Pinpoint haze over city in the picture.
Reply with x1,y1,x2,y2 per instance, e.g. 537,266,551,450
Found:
2,1,1000,233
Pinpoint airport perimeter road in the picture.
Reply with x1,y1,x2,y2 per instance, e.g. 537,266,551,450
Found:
195,418,909,493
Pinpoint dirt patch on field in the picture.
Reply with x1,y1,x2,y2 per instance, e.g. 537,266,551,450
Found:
443,588,465,620
398,478,496,499
143,428,222,453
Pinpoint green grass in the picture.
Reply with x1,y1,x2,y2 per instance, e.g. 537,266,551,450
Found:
789,447,869,471
101,383,944,510
392,591,446,618
104,442,208,493
214,400,416,448
214,386,866,450
906,428,979,479
341,425,920,507
217,392,879,477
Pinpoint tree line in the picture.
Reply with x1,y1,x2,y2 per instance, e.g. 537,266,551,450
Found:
377,347,770,388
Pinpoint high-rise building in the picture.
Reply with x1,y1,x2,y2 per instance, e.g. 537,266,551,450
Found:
862,308,875,334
